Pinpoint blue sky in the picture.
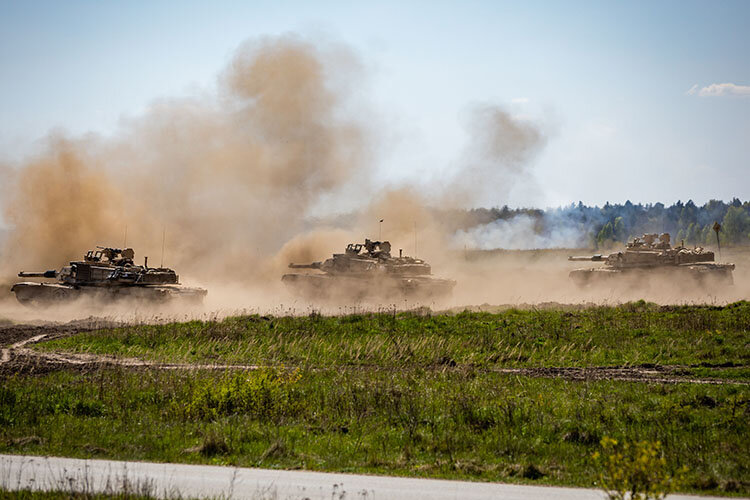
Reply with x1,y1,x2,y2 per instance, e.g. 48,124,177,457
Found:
1,0,748,208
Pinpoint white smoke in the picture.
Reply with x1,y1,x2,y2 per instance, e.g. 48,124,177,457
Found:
454,214,587,250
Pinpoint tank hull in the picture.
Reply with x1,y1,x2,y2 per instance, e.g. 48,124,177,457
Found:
281,273,456,302
569,262,735,287
11,281,207,306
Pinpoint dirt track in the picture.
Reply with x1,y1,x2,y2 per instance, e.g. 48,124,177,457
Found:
1,324,746,385
489,365,748,385
0,318,120,347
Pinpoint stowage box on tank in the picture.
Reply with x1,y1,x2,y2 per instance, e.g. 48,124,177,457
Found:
568,233,735,286
11,246,207,306
282,239,455,301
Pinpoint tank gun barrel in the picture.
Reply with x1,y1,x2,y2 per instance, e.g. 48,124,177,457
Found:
18,270,57,278
288,262,322,269
568,255,606,262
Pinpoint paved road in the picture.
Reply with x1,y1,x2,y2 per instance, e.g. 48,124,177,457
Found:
0,455,736,500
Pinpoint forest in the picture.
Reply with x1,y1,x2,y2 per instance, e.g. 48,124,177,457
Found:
455,199,750,249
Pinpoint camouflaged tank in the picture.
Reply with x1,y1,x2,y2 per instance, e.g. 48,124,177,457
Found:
282,239,456,301
11,246,207,305
568,233,735,285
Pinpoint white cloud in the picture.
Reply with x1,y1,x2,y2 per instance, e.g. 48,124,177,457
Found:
686,82,750,97
511,97,529,104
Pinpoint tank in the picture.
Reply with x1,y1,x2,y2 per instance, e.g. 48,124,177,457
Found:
568,233,735,286
282,239,456,301
11,246,207,306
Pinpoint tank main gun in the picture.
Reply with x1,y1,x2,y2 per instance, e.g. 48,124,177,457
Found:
288,262,322,270
568,255,605,262
18,270,58,278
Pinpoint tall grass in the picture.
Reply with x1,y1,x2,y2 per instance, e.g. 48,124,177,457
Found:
35,302,750,371
6,302,749,495
0,367,747,494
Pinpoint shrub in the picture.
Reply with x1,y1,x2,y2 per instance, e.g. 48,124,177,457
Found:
592,437,685,500
185,369,301,421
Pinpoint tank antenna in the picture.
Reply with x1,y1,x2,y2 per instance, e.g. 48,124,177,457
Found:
414,221,417,256
713,221,722,260
379,219,383,240
160,227,166,268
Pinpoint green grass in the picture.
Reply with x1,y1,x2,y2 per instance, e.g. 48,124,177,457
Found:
689,366,750,380
6,302,750,495
0,368,747,495
35,301,750,373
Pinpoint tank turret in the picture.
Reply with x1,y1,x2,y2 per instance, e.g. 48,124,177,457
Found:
282,238,455,301
11,246,207,306
568,233,735,285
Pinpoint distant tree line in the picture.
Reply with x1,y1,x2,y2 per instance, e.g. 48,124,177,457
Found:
451,199,750,248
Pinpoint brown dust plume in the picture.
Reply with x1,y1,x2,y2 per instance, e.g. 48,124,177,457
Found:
1,35,373,295
2,34,739,316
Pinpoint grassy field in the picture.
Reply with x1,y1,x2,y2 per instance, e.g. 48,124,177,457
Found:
35,301,750,374
1,367,748,494
2,302,749,496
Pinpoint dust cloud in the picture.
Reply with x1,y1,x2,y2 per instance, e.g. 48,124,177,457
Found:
1,36,371,282
2,139,125,266
450,104,546,204
0,35,746,321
